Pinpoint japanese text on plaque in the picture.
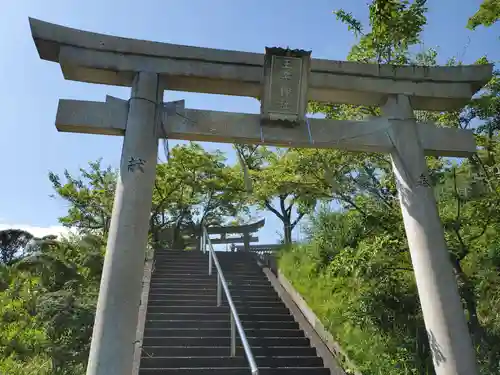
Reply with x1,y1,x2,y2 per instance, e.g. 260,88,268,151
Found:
269,56,302,115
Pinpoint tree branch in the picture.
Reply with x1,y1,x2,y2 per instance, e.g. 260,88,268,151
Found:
279,195,288,220
264,199,285,221
291,211,306,230
452,168,469,260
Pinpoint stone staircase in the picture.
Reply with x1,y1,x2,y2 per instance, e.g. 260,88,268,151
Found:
138,249,330,374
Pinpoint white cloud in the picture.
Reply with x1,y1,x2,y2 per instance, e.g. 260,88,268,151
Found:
0,222,75,239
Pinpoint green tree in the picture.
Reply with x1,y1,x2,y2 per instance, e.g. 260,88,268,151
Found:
152,143,248,248
49,159,116,237
467,0,500,30
334,0,428,64
0,229,34,264
235,145,318,244
49,144,248,249
0,234,104,375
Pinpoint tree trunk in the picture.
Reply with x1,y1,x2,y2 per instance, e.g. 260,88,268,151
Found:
283,221,292,244
451,257,482,343
149,215,159,249
415,324,433,375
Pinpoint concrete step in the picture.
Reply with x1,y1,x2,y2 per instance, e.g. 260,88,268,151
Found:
153,269,267,281
149,277,269,285
146,299,284,307
148,288,217,295
155,258,255,263
150,274,263,281
152,272,264,280
143,328,304,338
145,293,280,302
153,256,207,261
140,356,323,368
142,336,311,347
153,259,207,264
155,259,213,273
148,283,274,290
148,287,277,296
145,313,294,322
214,285,274,291
153,259,255,266
154,250,255,257
149,282,271,290
222,272,264,277
154,255,207,261
153,269,262,276
144,320,299,330
149,280,266,287
217,261,260,267
146,296,279,304
216,262,259,268
146,293,279,301
152,264,211,270
150,276,265,283
140,346,317,358
139,367,330,374
145,306,289,315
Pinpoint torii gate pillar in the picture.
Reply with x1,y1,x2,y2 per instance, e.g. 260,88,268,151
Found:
385,95,478,375
86,72,161,375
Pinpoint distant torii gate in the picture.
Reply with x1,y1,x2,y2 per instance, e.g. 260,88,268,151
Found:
158,219,264,250
29,18,492,375
204,219,265,251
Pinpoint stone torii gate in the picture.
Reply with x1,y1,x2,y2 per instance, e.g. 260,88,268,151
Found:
204,219,265,251
29,18,492,375
158,219,264,250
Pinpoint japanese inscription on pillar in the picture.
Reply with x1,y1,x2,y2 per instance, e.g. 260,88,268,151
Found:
127,157,146,173
261,47,311,127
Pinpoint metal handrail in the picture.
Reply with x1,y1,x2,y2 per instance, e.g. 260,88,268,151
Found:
202,227,259,375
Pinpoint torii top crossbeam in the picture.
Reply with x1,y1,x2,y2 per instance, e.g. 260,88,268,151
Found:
29,18,491,111
206,218,265,235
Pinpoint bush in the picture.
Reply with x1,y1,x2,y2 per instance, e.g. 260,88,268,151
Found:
279,210,433,375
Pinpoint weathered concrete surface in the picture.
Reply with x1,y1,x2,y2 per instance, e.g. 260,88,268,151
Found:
85,72,161,375
55,96,127,136
55,97,477,157
29,18,492,110
131,248,154,375
384,95,478,375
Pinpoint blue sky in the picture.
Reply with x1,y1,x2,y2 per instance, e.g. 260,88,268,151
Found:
0,0,498,244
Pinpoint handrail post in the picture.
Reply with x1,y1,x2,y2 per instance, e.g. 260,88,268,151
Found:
217,273,222,307
230,313,236,357
205,228,212,275
208,249,213,276
203,229,206,253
